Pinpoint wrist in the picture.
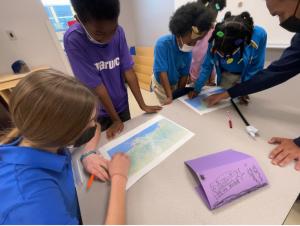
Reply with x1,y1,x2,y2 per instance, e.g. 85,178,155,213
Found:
139,103,147,110
112,118,122,123
111,173,128,183
80,150,97,162
166,94,173,99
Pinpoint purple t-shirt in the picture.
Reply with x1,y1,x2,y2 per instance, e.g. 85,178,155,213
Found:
64,23,134,117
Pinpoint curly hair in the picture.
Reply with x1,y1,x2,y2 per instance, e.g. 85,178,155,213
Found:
169,2,216,37
71,0,120,22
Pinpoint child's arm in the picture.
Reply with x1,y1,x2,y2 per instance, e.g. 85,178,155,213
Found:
178,75,189,89
159,72,173,105
189,49,214,99
64,46,123,139
81,123,110,181
124,69,162,112
105,153,130,225
95,84,124,139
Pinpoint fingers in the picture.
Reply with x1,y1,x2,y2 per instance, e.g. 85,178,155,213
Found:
269,145,283,159
295,160,300,171
268,137,284,144
106,123,124,139
153,106,163,111
279,154,295,167
87,165,109,181
205,98,217,107
163,99,172,106
188,92,195,99
106,129,114,139
144,106,163,114
95,167,109,181
271,149,288,165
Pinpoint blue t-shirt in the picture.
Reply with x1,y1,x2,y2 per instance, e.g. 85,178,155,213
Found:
153,34,192,86
218,48,244,74
0,138,79,224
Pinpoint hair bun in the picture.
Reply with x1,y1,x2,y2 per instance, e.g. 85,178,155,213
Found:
224,11,232,20
240,11,251,20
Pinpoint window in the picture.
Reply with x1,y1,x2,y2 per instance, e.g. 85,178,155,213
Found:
41,0,75,45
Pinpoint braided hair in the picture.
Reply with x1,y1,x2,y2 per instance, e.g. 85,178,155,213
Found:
209,11,254,60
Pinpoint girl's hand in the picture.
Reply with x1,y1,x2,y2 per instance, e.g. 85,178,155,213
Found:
107,120,124,139
188,91,198,99
163,97,173,105
205,91,230,107
269,137,300,170
109,153,131,181
82,153,110,181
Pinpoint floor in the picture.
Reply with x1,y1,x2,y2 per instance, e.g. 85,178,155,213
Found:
128,88,300,225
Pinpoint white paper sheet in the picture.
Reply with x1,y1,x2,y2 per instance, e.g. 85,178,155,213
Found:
179,87,231,115
99,115,194,189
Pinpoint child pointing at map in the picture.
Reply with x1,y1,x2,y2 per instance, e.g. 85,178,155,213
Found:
0,69,130,224
152,1,218,105
64,0,161,139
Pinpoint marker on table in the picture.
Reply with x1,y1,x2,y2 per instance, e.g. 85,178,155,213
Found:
230,99,259,139
227,111,233,129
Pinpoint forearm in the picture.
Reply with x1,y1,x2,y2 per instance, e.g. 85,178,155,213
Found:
229,34,300,98
81,123,101,154
95,84,121,122
178,76,188,89
228,69,298,98
159,72,172,98
105,176,127,225
124,69,146,108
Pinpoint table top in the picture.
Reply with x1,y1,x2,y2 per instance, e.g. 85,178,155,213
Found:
73,94,300,224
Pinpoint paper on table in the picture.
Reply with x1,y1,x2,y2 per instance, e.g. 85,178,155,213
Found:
179,86,230,115
185,150,268,210
100,115,194,189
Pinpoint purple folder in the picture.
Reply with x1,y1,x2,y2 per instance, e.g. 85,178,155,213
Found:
185,150,268,210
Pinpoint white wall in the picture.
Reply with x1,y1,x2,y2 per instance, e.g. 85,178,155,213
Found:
0,0,72,74
131,0,174,46
119,0,136,47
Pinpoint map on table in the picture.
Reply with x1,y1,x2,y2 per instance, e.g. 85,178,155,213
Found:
179,87,231,115
100,115,194,189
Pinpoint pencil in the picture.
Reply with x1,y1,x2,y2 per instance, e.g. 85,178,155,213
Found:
86,174,95,191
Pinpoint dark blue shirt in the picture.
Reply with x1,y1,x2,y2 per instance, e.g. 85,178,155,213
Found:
0,138,80,224
227,33,300,146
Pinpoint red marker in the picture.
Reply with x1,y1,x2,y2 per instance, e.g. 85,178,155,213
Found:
227,111,233,129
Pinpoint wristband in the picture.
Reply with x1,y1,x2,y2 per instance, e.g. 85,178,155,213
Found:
80,150,97,162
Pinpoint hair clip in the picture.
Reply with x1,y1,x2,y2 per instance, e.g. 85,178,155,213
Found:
191,26,203,39
215,3,221,11
226,58,234,64
216,31,224,38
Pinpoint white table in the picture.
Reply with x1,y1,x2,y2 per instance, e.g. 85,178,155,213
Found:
73,93,300,224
